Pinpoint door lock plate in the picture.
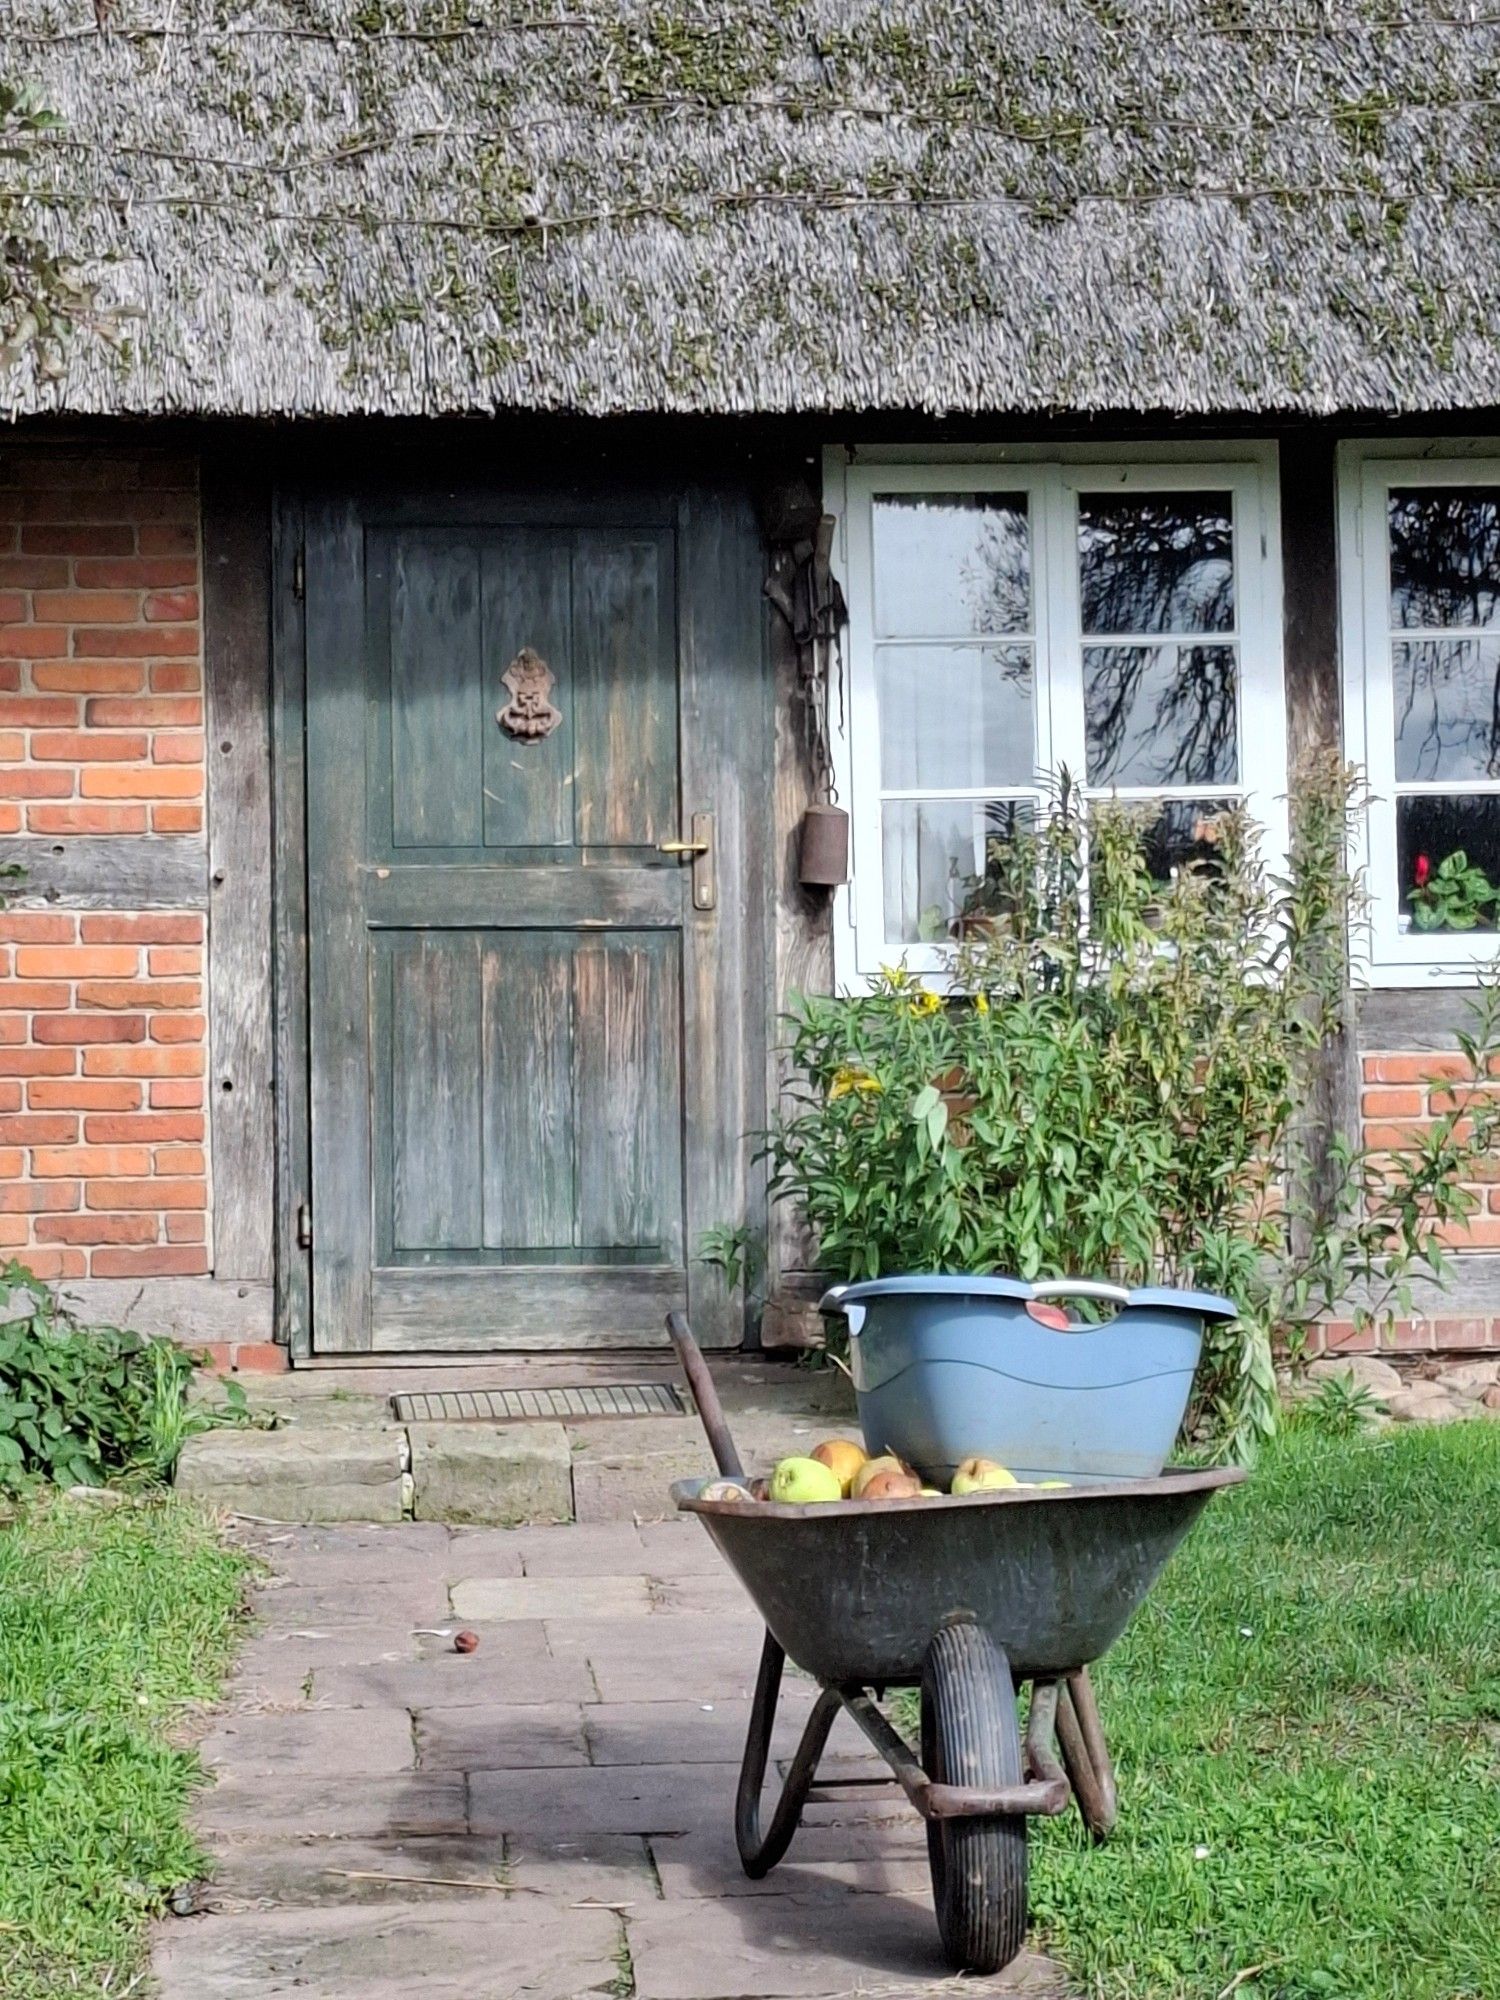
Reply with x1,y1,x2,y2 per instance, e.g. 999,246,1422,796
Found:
657,811,715,911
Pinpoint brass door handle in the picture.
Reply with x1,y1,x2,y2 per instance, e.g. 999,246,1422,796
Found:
657,813,715,910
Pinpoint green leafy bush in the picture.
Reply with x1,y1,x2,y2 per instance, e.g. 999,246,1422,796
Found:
0,1262,244,1492
768,759,1500,1456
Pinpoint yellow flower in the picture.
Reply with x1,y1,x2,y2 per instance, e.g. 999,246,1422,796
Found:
829,1066,882,1101
908,990,942,1016
974,992,990,1015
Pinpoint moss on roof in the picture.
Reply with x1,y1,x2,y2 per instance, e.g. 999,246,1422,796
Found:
5,0,1500,415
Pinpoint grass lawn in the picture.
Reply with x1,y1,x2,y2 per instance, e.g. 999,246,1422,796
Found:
0,1500,250,1999
1026,1420,1500,1999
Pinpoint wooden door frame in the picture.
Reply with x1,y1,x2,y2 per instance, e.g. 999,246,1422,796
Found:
271,485,315,1360
270,465,772,1362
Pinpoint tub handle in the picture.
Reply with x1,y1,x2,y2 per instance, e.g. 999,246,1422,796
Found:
817,1284,865,1340
1029,1279,1133,1309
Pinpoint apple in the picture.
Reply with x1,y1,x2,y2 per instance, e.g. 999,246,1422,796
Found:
850,1452,913,1499
768,1455,844,1505
699,1479,751,1503
810,1437,868,1496
951,1456,1020,1494
858,1469,923,1501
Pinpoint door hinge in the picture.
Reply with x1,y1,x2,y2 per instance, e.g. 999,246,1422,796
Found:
296,1201,312,1250
292,544,306,601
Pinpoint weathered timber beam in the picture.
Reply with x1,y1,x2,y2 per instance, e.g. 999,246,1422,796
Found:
2,833,207,908
203,468,276,1285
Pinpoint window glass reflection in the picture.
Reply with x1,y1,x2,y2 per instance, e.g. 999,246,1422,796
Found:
1078,492,1234,635
1084,644,1239,787
1392,638,1500,781
1389,488,1500,630
873,495,1031,638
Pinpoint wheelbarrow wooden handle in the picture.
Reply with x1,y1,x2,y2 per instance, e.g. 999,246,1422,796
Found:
666,1311,745,1481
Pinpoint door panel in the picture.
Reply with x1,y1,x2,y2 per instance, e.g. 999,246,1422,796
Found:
570,934,682,1257
482,534,574,848
573,537,676,846
480,934,574,1252
385,933,483,1252
370,928,682,1269
305,483,761,1353
390,541,485,849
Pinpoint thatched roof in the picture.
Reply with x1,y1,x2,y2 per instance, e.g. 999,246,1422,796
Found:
5,1,1500,419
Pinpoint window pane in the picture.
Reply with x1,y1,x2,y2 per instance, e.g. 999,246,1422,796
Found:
1393,638,1500,781
873,494,1030,638
881,798,1032,945
1078,492,1234,635
1137,798,1239,883
1084,644,1239,786
876,644,1033,790
1396,795,1500,931
1389,487,1500,630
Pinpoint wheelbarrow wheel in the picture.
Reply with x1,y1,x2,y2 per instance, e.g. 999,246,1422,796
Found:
920,1619,1027,1975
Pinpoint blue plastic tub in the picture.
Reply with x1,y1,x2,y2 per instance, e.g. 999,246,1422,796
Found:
822,1275,1237,1486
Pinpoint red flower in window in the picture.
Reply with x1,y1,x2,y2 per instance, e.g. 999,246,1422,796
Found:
1414,853,1432,888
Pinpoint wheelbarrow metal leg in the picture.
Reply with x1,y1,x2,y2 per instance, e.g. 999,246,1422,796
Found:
735,1629,842,1877
1055,1667,1117,1840
1023,1678,1066,1790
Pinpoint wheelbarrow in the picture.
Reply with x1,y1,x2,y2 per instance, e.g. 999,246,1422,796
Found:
666,1311,1244,1976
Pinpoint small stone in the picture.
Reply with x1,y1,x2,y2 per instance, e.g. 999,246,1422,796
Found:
1483,1385,1500,1413
1386,1390,1465,1424
1438,1361,1500,1400
1306,1355,1403,1399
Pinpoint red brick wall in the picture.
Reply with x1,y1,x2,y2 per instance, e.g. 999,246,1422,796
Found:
1321,1048,1500,1355
0,451,211,1284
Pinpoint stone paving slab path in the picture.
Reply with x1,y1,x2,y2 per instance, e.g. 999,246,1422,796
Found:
164,1516,1070,1999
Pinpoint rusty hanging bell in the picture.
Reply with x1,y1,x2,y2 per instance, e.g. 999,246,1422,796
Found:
798,802,849,888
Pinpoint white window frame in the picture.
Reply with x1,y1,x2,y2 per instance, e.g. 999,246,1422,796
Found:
1339,439,1500,987
826,443,1288,988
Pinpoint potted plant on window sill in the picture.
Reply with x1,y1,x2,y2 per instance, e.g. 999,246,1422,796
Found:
1408,850,1500,932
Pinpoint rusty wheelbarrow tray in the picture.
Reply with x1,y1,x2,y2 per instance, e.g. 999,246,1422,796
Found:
667,1311,1244,1977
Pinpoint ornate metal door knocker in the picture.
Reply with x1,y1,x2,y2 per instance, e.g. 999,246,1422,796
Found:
497,647,562,741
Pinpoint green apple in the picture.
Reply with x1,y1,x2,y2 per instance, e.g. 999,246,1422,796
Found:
951,1456,1020,1494
769,1455,844,1504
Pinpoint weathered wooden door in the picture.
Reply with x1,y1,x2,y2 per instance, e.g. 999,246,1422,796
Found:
302,482,764,1351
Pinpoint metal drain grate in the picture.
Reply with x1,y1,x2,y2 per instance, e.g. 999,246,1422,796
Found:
391,1383,685,1424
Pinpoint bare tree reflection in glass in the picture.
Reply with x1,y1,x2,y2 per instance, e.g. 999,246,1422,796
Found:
1079,494,1239,789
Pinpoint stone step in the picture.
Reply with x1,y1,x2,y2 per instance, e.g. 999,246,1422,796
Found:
176,1379,861,1527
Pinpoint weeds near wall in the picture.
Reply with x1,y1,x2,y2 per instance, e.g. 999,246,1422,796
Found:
769,757,1500,1457
0,1263,250,1494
